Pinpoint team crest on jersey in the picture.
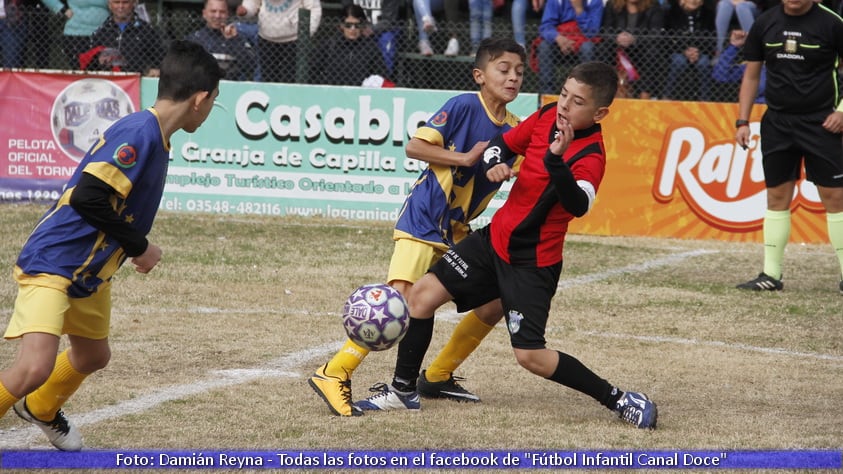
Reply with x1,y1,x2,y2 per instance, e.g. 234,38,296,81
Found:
113,143,137,168
507,310,524,334
431,111,448,127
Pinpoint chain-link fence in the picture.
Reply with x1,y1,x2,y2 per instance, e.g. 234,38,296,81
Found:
2,2,745,102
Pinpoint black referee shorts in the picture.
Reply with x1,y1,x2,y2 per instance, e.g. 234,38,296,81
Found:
760,109,843,188
429,226,563,350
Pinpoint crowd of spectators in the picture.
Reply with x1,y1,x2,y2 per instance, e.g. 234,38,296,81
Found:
0,0,803,100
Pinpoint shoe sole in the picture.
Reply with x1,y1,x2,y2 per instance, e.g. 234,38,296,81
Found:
354,400,422,412
417,384,480,402
418,389,480,402
307,378,361,417
736,284,782,291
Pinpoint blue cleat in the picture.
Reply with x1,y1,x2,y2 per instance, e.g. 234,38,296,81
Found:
353,383,420,412
615,391,658,429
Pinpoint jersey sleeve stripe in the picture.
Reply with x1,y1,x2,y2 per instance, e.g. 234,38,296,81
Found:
82,162,133,198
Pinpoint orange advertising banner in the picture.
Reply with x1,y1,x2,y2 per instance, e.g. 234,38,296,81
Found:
541,97,829,244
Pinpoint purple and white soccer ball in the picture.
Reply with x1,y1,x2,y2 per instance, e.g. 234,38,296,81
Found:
342,283,410,351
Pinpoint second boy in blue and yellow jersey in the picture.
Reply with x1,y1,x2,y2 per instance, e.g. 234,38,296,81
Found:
310,38,527,417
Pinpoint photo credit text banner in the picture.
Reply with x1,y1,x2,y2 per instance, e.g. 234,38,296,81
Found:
2,449,841,469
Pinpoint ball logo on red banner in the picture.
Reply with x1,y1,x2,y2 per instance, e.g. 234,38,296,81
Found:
51,78,135,162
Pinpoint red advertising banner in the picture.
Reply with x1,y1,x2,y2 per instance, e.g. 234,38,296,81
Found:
0,71,140,202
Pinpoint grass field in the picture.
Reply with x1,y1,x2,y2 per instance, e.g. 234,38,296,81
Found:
0,203,841,472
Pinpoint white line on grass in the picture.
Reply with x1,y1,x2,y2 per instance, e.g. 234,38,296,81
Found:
0,342,343,449
3,247,839,449
556,249,717,289
434,249,718,324
581,331,843,364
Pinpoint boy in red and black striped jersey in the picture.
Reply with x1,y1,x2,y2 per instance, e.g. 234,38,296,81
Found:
357,62,658,429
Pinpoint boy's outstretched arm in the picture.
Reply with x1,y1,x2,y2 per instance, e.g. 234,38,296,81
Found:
482,134,518,182
405,137,488,167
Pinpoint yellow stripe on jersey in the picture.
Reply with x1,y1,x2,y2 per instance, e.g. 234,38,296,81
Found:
83,161,133,198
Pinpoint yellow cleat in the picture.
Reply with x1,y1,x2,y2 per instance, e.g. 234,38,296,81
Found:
308,364,362,417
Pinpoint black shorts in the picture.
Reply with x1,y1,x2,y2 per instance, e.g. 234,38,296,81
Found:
429,226,563,350
760,109,843,188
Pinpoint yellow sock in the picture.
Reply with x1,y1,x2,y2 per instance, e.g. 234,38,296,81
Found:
426,311,494,383
324,339,370,378
762,209,791,280
827,211,843,277
0,382,20,418
26,350,87,421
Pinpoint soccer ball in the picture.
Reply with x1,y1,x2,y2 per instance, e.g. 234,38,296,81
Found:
342,283,410,351
51,78,135,162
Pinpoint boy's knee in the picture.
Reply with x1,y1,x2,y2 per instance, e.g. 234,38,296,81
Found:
75,351,111,374
11,363,54,396
513,348,543,375
70,348,111,374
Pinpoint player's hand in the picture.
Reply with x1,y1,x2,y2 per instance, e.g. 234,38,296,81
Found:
550,119,574,155
132,244,162,274
487,164,515,183
463,140,489,167
822,110,843,134
65,8,73,19
236,5,247,16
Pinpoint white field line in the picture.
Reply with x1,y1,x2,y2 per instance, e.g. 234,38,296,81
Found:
0,342,342,449
2,247,841,448
556,249,717,289
582,331,843,363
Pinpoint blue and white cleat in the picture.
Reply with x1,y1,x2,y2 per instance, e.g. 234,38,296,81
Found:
615,391,658,429
353,383,420,412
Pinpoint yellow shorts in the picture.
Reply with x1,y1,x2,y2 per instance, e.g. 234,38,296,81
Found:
387,238,446,286
4,273,111,340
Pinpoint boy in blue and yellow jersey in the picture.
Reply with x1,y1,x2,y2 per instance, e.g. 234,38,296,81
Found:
0,41,224,451
310,37,526,417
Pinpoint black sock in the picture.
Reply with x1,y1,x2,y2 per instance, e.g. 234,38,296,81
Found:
392,317,435,391
547,351,621,410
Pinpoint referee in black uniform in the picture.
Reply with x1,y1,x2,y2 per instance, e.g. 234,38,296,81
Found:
735,0,843,294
